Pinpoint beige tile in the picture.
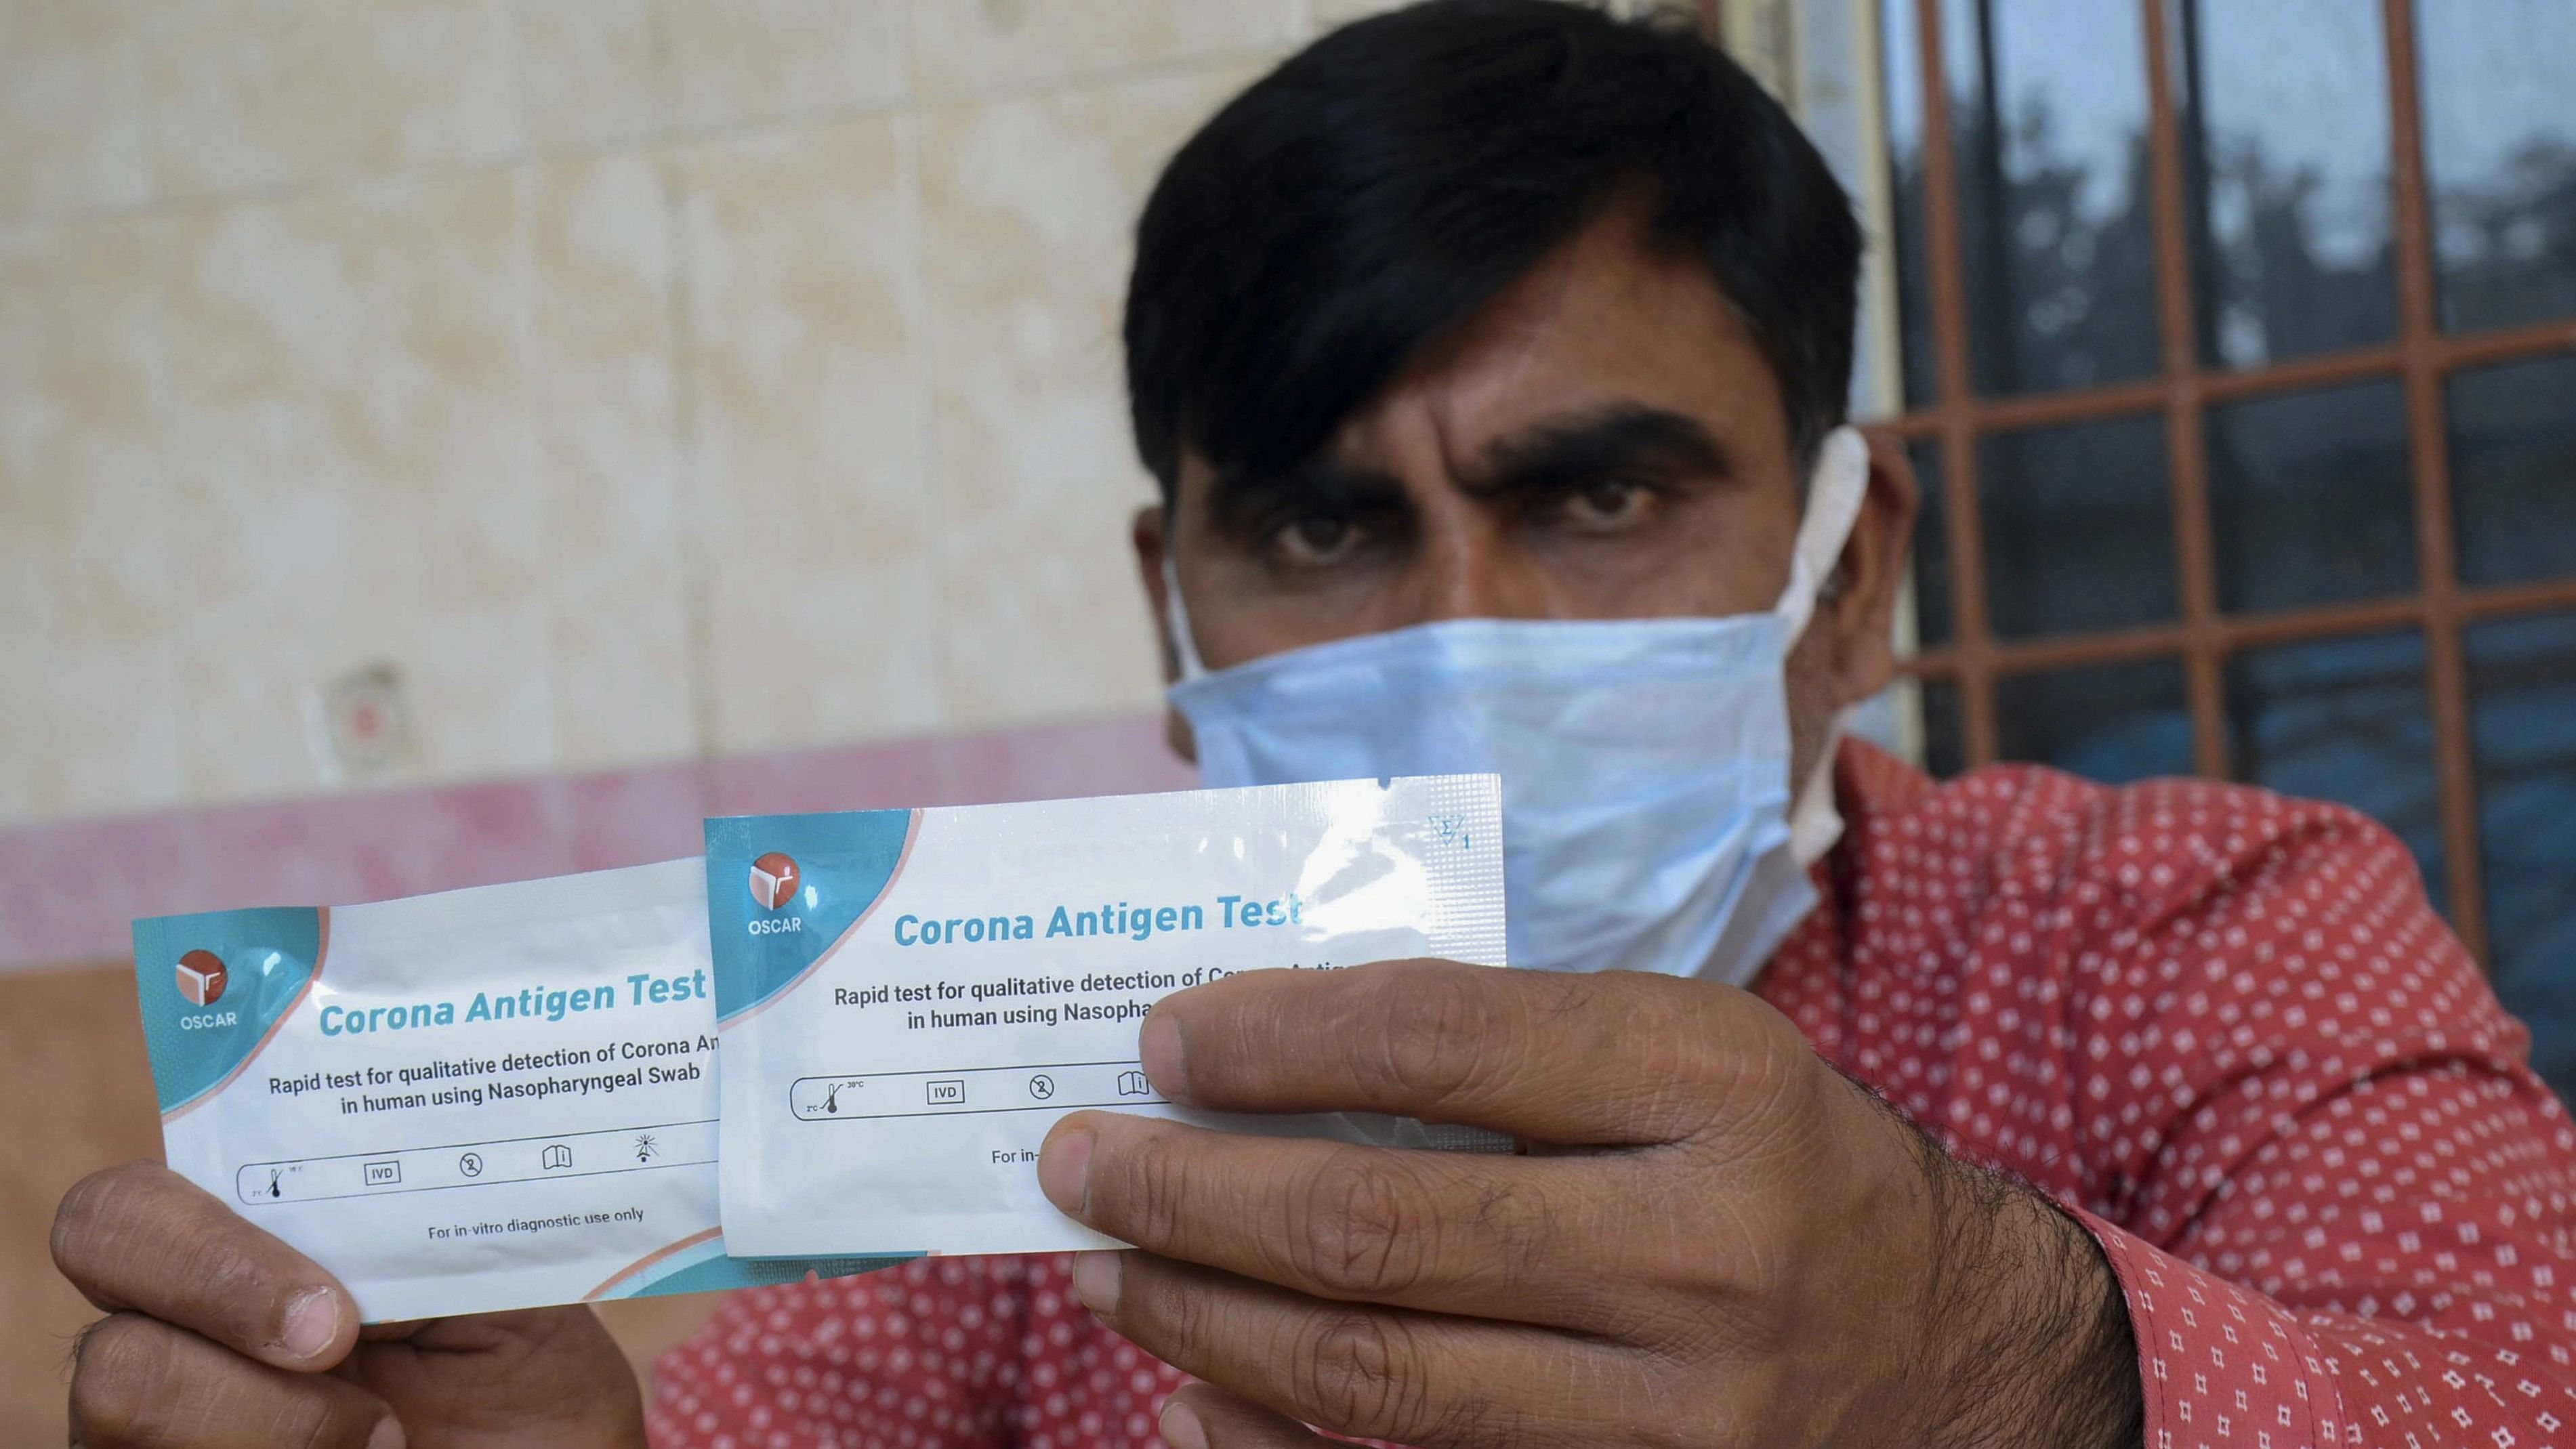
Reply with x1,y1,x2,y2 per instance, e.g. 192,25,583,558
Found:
669,116,944,754
142,0,524,198
0,638,186,824
1310,0,1413,28
0,219,183,822
932,500,1164,730
152,170,548,803
514,0,666,151
526,153,699,769
1305,0,1658,39
0,0,151,221
545,557,698,771
906,0,1293,98
398,600,562,784
660,0,903,131
1312,0,1661,18
919,68,1250,730
0,222,168,649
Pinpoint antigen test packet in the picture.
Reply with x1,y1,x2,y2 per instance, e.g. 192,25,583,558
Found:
133,860,892,1323
708,774,1507,1261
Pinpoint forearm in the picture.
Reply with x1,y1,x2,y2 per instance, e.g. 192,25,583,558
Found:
2087,1061,2576,1445
1907,1138,2142,1449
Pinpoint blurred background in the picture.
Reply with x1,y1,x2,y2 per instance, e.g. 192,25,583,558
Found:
0,0,2569,1439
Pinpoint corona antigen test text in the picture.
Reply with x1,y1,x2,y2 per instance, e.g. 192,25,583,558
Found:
707,776,1507,1260
133,860,892,1322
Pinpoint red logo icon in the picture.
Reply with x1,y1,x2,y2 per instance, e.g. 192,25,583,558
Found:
750,853,801,911
176,950,228,1007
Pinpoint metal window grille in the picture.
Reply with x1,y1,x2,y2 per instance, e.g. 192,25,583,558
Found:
1861,0,2576,966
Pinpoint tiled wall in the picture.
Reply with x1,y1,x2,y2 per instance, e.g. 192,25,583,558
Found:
0,0,1432,831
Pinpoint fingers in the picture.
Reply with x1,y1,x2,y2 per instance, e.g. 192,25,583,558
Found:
1158,1384,1328,1449
1143,960,1779,1142
1041,1111,1622,1330
70,1312,400,1449
341,1307,648,1440
53,1162,358,1372
1080,1251,1639,1449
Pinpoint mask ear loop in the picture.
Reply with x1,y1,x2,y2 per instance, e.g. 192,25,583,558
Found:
1773,426,1873,642
1775,425,1873,867
1162,551,1209,681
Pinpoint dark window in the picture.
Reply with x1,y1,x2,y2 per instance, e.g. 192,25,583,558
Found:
1875,0,2576,1097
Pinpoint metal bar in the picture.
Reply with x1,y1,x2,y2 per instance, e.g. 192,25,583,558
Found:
2440,315,2576,374
1905,623,2195,680
1966,0,2016,398
1898,574,2576,683
2461,576,2576,623
2382,0,2487,964
1877,316,2576,443
2222,595,2434,654
2172,0,2224,368
1879,378,2171,440
2140,0,2230,779
1911,0,2001,765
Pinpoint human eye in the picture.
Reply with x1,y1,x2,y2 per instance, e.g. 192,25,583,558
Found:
1552,476,1661,534
1262,511,1369,569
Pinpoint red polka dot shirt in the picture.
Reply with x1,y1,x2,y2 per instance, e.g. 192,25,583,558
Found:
650,742,2576,1448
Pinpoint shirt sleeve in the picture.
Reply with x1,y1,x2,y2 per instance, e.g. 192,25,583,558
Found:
2063,786,2576,1446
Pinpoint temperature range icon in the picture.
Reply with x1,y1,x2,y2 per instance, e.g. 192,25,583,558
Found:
792,1062,1165,1122
234,1120,714,1206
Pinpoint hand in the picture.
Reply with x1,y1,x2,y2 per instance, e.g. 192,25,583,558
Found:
53,1162,645,1448
1037,961,2143,1449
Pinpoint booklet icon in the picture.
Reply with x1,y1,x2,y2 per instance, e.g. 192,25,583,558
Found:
541,1143,573,1171
1117,1070,1151,1097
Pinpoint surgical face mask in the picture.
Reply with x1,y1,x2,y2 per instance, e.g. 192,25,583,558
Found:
1165,426,1871,986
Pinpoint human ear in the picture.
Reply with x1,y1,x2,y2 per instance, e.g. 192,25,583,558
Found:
1820,432,1920,708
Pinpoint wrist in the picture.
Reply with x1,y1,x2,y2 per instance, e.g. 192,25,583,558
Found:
1907,1142,2143,1449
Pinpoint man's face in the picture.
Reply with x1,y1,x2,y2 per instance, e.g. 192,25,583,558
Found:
1134,205,1916,787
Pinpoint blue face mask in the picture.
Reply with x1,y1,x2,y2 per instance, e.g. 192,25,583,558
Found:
1165,427,1871,985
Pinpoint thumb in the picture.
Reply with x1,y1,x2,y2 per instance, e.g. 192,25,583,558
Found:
1158,1384,1330,1449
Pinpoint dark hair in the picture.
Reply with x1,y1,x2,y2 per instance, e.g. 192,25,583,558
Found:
1124,0,1861,505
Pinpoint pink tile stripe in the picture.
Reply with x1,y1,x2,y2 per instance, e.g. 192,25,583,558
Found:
0,715,1197,975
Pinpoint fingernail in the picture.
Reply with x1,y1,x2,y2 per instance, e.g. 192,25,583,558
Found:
367,1417,407,1449
278,1287,341,1360
1037,1126,1094,1217
1159,1400,1209,1449
1071,1251,1123,1316
1140,1009,1188,1101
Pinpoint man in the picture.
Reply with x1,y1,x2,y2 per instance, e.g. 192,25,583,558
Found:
52,4,2576,1446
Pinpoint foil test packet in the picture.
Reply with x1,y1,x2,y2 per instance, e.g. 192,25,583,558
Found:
706,774,1508,1261
133,860,894,1323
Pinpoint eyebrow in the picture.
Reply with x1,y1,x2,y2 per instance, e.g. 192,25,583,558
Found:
1453,403,1737,503
1200,402,1737,532
1203,454,1408,537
